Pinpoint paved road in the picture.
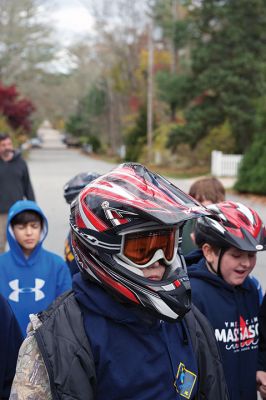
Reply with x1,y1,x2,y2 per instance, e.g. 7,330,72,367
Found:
27,147,266,287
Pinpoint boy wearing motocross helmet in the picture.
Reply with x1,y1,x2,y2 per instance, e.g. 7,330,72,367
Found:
63,172,101,276
186,201,266,400
10,163,229,400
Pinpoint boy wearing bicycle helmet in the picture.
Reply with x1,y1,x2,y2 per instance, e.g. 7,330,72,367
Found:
186,201,266,400
10,164,229,400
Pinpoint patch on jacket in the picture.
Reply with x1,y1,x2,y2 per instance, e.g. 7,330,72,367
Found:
174,362,197,399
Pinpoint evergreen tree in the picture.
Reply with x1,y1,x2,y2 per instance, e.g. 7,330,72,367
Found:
235,97,266,194
171,0,266,151
66,84,107,152
124,107,148,162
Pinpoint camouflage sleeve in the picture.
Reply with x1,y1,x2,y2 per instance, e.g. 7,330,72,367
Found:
9,325,52,400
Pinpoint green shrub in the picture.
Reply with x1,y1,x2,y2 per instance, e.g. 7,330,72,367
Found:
235,133,266,194
80,135,101,153
194,120,236,165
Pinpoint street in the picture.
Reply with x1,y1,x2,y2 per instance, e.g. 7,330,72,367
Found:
27,147,266,287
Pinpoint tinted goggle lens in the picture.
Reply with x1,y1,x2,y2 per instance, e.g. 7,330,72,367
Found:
123,228,177,266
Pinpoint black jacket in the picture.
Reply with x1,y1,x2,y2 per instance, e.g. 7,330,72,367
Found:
35,290,229,400
0,151,35,213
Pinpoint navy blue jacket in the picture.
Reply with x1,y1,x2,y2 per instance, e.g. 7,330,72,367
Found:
186,249,259,400
74,274,199,400
0,293,23,399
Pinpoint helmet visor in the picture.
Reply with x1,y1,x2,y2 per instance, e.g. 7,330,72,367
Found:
121,228,178,268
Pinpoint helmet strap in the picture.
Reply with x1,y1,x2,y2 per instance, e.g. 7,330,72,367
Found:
205,248,225,278
217,248,226,278
206,261,217,275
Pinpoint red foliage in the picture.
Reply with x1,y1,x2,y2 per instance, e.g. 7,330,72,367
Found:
0,82,35,132
128,95,140,113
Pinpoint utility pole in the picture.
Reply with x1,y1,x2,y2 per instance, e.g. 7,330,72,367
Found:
147,18,154,165
171,0,178,74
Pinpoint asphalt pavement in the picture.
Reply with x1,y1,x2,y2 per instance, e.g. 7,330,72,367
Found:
27,147,266,288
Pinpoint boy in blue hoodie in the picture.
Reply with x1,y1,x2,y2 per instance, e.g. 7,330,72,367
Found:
186,201,266,400
0,200,72,336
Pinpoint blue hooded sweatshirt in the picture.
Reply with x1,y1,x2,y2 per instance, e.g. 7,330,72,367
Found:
73,273,198,400
0,200,72,336
186,249,259,400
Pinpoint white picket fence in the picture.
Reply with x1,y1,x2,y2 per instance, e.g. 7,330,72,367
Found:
211,150,243,177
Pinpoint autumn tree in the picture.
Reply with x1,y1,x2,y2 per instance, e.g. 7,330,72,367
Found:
0,82,35,134
77,0,153,154
0,0,56,83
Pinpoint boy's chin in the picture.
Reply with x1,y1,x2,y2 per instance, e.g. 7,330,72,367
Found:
21,243,37,253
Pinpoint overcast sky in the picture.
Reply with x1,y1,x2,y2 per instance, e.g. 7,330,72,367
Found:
47,0,94,44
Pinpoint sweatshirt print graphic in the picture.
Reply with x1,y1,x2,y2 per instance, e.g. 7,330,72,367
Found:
215,314,258,352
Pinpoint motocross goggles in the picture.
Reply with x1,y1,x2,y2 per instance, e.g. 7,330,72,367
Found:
119,227,179,268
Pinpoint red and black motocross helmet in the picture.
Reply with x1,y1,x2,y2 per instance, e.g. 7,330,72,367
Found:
195,201,266,252
70,162,211,321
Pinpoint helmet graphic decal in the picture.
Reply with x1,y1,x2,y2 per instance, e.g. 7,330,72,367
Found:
207,218,226,234
101,201,138,227
196,201,266,252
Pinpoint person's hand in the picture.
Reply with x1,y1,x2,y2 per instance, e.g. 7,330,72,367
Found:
257,370,266,399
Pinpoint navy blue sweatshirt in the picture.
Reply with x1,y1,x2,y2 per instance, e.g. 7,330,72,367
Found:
73,273,199,400
186,250,259,400
0,293,23,399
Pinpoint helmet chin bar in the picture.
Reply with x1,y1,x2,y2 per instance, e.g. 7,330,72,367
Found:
74,242,191,321
147,295,179,320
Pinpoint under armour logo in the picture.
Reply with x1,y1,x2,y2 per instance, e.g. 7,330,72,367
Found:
9,279,45,302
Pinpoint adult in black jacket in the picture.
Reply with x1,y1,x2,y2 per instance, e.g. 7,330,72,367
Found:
0,133,35,252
